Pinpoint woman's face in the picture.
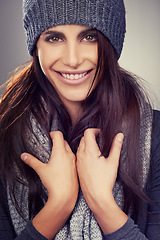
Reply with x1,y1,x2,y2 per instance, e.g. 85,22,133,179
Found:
36,24,98,111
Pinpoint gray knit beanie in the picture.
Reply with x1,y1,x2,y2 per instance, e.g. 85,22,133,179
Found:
23,0,126,59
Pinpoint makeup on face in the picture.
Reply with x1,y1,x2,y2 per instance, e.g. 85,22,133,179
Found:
36,25,98,117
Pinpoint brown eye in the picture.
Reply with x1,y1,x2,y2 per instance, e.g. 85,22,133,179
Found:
45,35,63,43
86,35,94,41
49,36,61,42
83,34,97,42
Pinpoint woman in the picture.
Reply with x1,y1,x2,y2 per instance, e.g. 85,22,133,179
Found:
0,0,160,239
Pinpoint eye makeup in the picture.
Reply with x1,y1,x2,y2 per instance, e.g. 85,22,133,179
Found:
42,27,98,43
44,32,65,43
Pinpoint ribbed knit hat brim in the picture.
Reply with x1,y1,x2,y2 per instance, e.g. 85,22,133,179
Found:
23,0,126,59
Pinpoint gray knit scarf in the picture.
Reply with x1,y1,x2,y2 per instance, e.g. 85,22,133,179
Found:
7,103,153,239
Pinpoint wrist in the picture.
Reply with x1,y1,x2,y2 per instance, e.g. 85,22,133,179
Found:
89,194,128,235
47,192,77,214
32,196,74,239
84,190,114,213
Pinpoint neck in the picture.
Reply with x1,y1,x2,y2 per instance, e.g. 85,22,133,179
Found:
64,101,83,125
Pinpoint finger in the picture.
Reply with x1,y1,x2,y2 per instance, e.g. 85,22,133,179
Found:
50,131,65,150
83,128,100,152
64,140,72,152
77,136,85,153
21,153,44,173
108,133,124,163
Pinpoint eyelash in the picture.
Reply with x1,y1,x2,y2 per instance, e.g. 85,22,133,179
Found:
45,33,97,43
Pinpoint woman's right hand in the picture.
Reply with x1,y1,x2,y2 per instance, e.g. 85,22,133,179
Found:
21,131,79,239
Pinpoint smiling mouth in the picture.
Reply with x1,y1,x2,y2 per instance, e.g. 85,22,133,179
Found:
58,70,92,80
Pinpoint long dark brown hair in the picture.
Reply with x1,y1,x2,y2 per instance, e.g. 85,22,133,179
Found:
0,30,150,221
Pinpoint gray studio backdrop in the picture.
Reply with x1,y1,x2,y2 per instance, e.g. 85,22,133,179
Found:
0,0,160,109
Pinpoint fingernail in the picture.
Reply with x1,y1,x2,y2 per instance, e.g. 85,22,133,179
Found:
117,133,124,142
21,154,27,162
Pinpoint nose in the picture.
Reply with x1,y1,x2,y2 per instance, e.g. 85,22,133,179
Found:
62,42,83,68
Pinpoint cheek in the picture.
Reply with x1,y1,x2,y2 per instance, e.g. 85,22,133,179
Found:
37,49,53,76
80,43,98,66
37,46,63,73
88,45,98,66
93,53,98,66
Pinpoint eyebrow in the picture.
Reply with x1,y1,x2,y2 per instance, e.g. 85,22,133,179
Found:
78,28,97,37
43,27,96,37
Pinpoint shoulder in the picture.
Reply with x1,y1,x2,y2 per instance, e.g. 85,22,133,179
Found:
152,110,160,151
153,110,160,127
150,110,160,173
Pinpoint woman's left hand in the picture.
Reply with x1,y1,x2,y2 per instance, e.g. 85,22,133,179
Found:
76,129,127,235
76,128,124,207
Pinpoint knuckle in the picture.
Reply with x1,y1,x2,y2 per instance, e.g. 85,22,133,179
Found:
113,143,122,153
115,140,122,147
84,128,93,138
84,128,100,137
57,131,63,137
50,130,63,138
84,128,90,135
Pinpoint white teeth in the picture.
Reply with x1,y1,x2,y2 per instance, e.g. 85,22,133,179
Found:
61,72,87,80
70,74,74,80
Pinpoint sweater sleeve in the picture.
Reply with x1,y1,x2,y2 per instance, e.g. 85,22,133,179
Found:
15,220,48,240
103,110,160,240
103,218,148,240
0,180,16,240
0,181,48,240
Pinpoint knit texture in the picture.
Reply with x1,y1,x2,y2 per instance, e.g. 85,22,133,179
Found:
23,0,126,58
7,103,153,239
